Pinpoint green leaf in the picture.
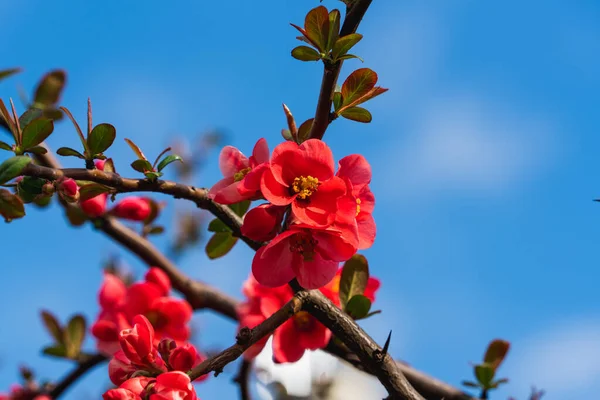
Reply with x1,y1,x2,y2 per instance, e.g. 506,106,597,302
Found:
103,158,116,173
205,232,238,259
281,129,293,142
340,106,372,123
124,138,147,160
21,118,54,149
40,310,64,344
339,254,369,308
341,68,378,106
79,183,113,202
332,33,363,60
65,205,87,226
0,68,22,82
337,54,364,62
17,176,46,203
461,381,480,388
87,123,116,155
0,141,12,151
147,226,165,235
297,118,314,143
144,171,163,181
489,378,509,389
157,154,183,172
33,194,52,208
19,108,43,128
131,159,154,173
483,339,510,371
0,156,32,184
64,314,86,359
56,147,85,159
304,6,330,52
345,294,371,319
230,200,251,216
0,188,25,222
208,218,231,233
333,92,343,112
33,70,66,107
326,9,341,53
42,344,67,358
474,364,495,388
291,46,322,61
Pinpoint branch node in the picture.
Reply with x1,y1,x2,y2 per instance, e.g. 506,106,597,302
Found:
236,326,253,346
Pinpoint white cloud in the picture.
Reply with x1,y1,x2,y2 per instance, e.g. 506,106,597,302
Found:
376,93,558,199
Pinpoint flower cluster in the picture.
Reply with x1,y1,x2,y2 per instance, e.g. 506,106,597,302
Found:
91,268,193,356
79,160,153,221
103,315,203,399
237,270,380,363
210,138,376,289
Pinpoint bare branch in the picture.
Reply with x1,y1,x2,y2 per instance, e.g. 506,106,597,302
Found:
234,360,253,400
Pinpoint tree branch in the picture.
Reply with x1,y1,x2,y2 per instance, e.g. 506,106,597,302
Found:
308,0,373,140
48,353,107,398
233,360,253,400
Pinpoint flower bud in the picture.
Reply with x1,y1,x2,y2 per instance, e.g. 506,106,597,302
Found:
95,159,106,171
168,343,200,372
42,182,55,195
111,197,151,222
80,193,108,217
145,268,171,296
57,178,80,203
118,315,155,365
241,204,286,242
157,338,176,362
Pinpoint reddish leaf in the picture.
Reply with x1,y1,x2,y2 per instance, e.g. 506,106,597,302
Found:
0,68,22,81
484,339,510,371
304,6,330,52
290,24,321,50
297,118,314,143
0,188,25,222
124,138,147,160
326,10,341,53
341,68,378,106
60,107,88,154
332,33,363,60
33,70,66,107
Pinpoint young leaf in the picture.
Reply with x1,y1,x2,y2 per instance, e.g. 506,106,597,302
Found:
40,310,64,344
0,99,18,143
87,123,116,155
339,254,369,308
64,315,86,359
0,141,12,151
147,226,165,235
230,200,251,216
79,183,113,202
143,198,162,225
60,107,89,155
345,294,371,319
19,108,43,128
291,46,322,62
131,159,154,173
461,381,480,388
340,106,372,123
326,9,341,53
42,345,67,358
290,25,321,50
333,92,343,112
483,339,510,371
0,68,22,82
474,364,495,388
0,188,26,222
281,129,293,142
332,33,363,61
33,70,66,107
206,232,238,259
56,147,85,159
297,118,314,143
21,118,54,149
208,218,231,233
103,158,116,173
17,176,46,203
65,205,87,227
341,68,377,106
304,6,330,53
124,138,147,160
0,156,32,184
24,146,48,155
144,171,163,181
157,154,183,172
337,54,364,62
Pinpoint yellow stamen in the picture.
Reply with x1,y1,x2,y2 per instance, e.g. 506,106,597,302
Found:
233,167,251,182
289,233,318,262
291,175,320,200
356,198,362,216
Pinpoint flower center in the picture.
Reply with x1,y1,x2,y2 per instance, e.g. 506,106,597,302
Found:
234,167,252,182
293,311,313,331
289,233,318,262
355,198,362,216
291,176,320,200
145,310,168,330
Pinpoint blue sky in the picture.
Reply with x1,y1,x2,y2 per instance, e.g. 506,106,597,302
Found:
1,1,600,399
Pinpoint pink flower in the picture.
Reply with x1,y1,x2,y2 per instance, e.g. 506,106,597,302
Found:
152,372,198,400
260,139,351,227
209,138,269,204
103,377,152,400
240,204,286,242
169,343,206,378
252,226,357,289
108,350,138,385
57,177,79,202
110,196,152,221
118,315,157,365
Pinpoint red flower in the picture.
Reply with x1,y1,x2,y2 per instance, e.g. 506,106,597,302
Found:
145,268,171,296
152,372,198,400
320,268,381,308
169,343,205,377
240,204,286,242
209,138,269,204
57,177,79,202
336,154,376,249
108,350,137,385
260,139,352,227
103,377,152,400
80,160,108,217
252,225,356,289
118,315,157,366
110,196,152,221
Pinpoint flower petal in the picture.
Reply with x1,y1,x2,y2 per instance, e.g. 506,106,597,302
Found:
219,146,249,177
272,319,306,363
298,320,331,351
357,213,376,250
336,154,372,191
261,168,295,206
252,231,297,287
251,138,270,165
293,252,339,289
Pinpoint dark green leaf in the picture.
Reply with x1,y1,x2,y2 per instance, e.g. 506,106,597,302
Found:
339,254,369,308
157,154,183,172
0,188,25,222
33,70,66,107
79,183,113,202
40,310,64,344
25,146,48,155
0,68,22,82
281,129,293,142
87,123,116,155
333,92,343,112
17,176,46,203
147,226,165,235
340,106,372,123
484,339,510,371
304,6,330,52
19,108,43,128
208,218,231,233
474,364,495,388
56,147,85,159
461,381,480,388
230,200,251,216
297,118,314,143
131,159,153,173
345,294,371,319
0,141,12,151
42,344,67,358
205,232,238,259
0,156,31,184
64,315,86,359
291,46,322,62
326,9,341,52
332,33,363,60
124,138,147,160
21,118,54,149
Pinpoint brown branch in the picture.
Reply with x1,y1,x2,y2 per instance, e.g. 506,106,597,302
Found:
234,360,253,400
48,353,107,398
188,294,303,381
308,0,373,140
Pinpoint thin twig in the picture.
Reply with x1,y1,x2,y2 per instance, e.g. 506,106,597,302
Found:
234,360,253,400
48,353,107,398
